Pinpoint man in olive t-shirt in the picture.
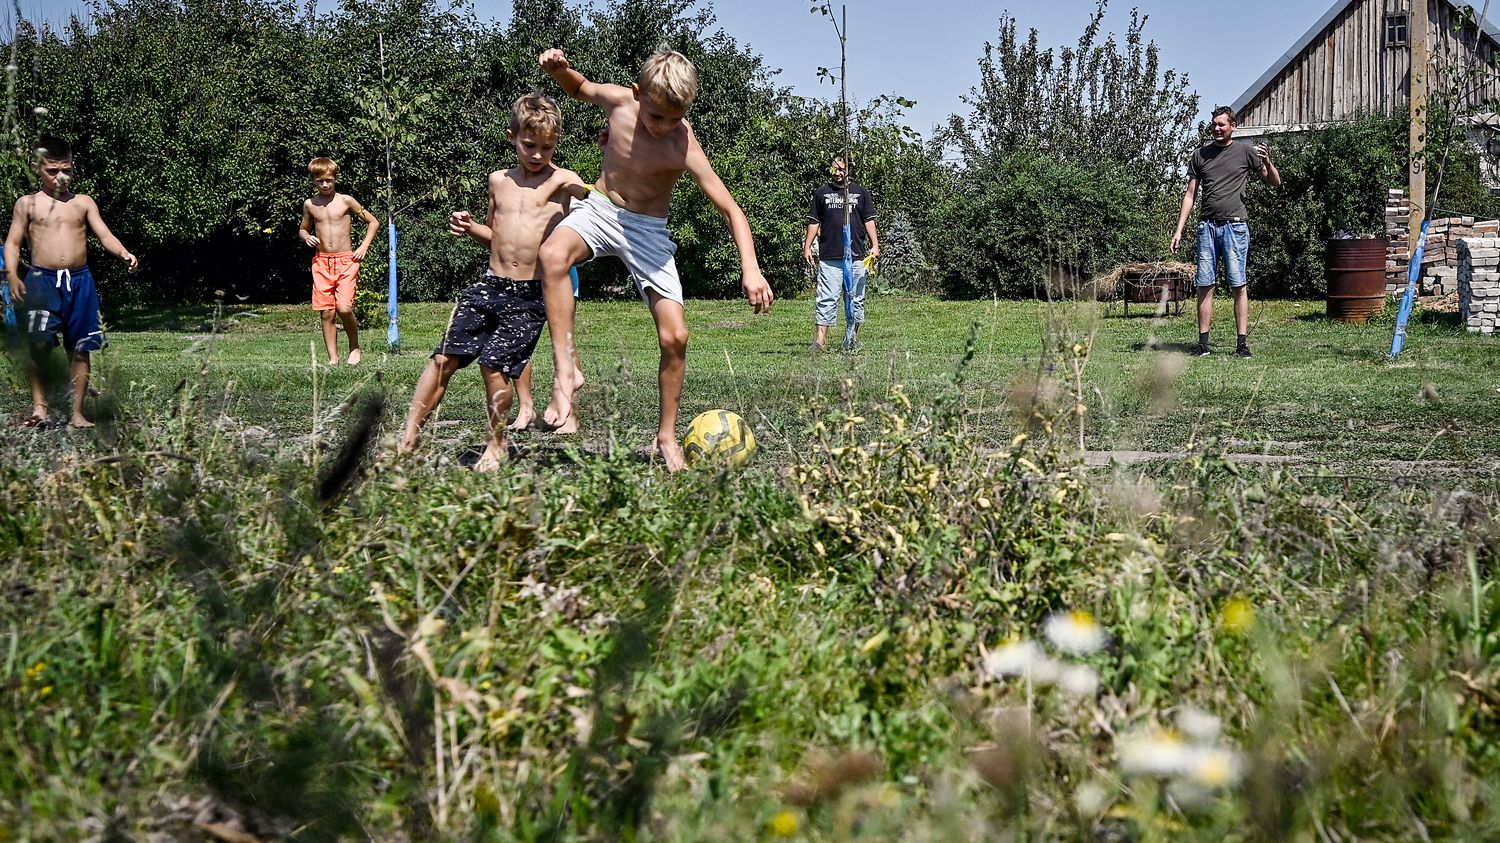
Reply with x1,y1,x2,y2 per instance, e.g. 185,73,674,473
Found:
1170,105,1280,358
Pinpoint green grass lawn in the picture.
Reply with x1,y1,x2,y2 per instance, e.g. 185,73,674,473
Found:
5,291,1499,840
7,292,1497,477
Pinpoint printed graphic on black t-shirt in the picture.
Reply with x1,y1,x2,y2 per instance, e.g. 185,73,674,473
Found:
809,183,876,260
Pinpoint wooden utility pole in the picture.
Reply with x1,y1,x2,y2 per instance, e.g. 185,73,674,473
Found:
1410,0,1429,258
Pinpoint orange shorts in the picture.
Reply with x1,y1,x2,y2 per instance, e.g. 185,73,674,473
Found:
311,252,359,311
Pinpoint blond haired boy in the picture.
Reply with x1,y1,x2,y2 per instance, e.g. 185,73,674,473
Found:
399,95,586,470
537,45,774,471
299,157,379,365
4,137,138,429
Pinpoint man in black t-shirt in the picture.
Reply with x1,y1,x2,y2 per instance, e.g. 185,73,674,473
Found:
1170,106,1280,358
803,154,879,351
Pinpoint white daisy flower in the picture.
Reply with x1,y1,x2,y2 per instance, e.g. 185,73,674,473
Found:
1118,731,1192,777
1043,609,1107,654
1073,780,1112,816
1186,745,1245,788
1176,706,1222,742
983,639,1058,682
1056,663,1099,697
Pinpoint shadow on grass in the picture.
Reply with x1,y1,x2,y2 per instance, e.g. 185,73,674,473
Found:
454,440,655,468
1104,305,1190,319
1127,341,1199,354
1292,309,1465,331
107,301,262,332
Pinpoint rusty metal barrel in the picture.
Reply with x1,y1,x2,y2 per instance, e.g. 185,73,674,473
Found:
1325,237,1389,323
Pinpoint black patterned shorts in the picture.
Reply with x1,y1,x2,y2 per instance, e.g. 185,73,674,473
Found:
432,273,547,378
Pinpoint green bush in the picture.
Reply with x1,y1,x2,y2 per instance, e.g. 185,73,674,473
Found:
931,152,1164,298
1247,108,1500,297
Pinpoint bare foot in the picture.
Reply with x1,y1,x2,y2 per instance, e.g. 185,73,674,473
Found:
550,410,580,435
24,405,48,428
347,348,362,366
508,404,537,431
474,443,507,472
70,415,95,430
653,433,687,473
327,357,340,366
543,367,584,429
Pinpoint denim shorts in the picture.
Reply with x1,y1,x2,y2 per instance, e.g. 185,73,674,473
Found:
814,259,867,326
1195,220,1250,288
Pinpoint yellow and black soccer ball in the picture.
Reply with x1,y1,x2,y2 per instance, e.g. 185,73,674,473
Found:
682,409,756,467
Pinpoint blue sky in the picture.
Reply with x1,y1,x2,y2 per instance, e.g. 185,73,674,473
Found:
15,0,1471,140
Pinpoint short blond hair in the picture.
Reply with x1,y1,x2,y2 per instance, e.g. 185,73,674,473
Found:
636,45,697,110
510,94,562,139
309,157,338,179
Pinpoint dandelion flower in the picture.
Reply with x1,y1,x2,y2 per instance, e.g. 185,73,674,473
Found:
1056,664,1099,697
1118,730,1191,777
1221,596,1255,634
1176,706,1222,742
769,810,799,837
1187,746,1245,788
1043,609,1106,655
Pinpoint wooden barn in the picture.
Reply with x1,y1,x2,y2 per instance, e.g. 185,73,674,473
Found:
1231,0,1500,136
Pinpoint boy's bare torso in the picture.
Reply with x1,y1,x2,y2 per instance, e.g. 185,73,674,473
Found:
595,95,690,218
22,192,93,270
489,165,581,280
305,194,361,253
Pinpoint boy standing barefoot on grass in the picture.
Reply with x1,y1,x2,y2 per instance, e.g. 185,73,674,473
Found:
4,137,138,429
507,266,581,434
536,45,774,471
300,157,378,366
399,95,587,470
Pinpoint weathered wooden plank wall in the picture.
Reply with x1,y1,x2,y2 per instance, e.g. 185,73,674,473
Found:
1238,0,1500,128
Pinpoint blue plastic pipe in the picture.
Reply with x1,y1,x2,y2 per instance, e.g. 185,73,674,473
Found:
841,223,856,348
386,218,400,350
1390,217,1429,357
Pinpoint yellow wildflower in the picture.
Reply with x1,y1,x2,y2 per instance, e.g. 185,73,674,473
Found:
769,810,799,837
1221,596,1255,633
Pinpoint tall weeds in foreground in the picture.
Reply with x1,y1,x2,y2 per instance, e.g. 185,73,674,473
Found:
1,342,1498,841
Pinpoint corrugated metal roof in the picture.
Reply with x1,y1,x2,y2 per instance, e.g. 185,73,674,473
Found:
1230,0,1500,117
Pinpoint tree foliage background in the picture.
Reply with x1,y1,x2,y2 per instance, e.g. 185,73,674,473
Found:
2,0,1484,304
3,0,945,305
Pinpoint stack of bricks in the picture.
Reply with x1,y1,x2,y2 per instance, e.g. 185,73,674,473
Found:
1385,189,1410,289
1384,189,1500,295
1457,238,1500,334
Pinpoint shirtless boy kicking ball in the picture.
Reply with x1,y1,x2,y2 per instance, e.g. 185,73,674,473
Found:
4,137,138,429
399,95,586,470
299,157,379,366
536,45,774,471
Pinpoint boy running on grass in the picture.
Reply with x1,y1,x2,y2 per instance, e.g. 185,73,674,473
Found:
399,95,587,470
536,45,774,471
299,157,378,366
4,137,138,429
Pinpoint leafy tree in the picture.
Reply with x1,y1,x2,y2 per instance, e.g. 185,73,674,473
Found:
933,0,1197,296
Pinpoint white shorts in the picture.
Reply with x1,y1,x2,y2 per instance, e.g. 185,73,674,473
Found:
557,192,683,306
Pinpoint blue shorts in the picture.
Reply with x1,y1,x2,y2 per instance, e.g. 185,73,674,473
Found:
1195,221,1250,289
22,265,107,352
815,259,867,326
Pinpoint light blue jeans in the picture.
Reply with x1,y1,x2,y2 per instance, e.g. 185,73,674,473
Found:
1195,220,1250,288
815,259,867,326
